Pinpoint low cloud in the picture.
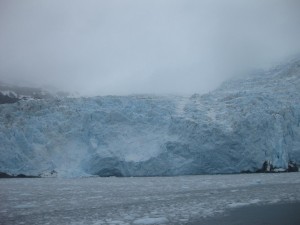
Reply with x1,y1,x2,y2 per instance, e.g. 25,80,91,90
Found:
0,0,300,95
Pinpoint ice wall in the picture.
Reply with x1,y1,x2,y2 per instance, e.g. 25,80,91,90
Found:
0,59,299,177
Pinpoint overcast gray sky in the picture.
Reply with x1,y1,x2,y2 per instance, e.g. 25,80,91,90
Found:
0,0,300,96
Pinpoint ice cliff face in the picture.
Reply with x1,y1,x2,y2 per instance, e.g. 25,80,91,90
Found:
0,58,300,177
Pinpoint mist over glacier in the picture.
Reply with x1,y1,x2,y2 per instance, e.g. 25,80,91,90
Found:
0,57,299,177
1,0,300,95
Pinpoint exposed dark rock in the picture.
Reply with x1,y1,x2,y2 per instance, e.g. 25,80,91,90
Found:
256,160,274,173
16,174,27,178
16,174,39,178
38,170,58,177
288,161,299,172
253,160,299,173
0,172,39,178
241,170,252,174
0,172,13,178
0,92,19,104
96,168,123,177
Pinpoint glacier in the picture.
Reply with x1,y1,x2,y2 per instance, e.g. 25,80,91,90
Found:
0,58,299,177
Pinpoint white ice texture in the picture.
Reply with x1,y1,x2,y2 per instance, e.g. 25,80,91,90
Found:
0,58,300,177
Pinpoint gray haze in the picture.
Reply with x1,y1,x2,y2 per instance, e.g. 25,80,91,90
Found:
0,0,300,96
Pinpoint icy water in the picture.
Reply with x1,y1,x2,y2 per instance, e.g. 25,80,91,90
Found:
0,173,300,225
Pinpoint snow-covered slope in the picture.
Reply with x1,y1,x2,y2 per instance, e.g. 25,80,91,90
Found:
0,58,299,177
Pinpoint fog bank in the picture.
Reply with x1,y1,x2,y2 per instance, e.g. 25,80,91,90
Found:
0,0,300,95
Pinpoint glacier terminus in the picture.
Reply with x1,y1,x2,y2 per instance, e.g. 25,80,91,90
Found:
0,58,300,178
